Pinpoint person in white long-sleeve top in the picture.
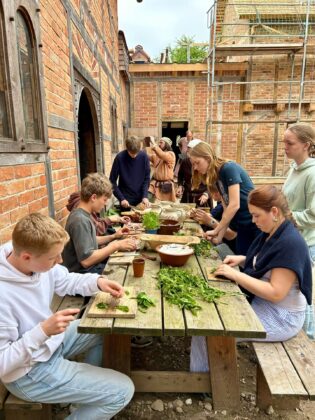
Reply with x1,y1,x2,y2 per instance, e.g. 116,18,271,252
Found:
0,213,134,419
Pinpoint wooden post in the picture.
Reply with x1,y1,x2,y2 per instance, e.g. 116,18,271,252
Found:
206,336,240,409
103,334,131,376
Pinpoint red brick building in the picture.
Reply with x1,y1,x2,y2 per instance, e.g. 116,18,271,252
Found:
0,0,129,242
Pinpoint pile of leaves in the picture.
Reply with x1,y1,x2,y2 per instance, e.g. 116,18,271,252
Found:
157,267,228,315
192,239,217,258
133,292,155,313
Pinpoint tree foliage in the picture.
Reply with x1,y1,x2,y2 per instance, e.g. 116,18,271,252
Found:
169,35,207,64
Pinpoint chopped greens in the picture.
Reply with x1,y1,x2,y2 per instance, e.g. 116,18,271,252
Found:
116,305,129,313
157,267,229,316
192,239,214,258
96,302,109,310
133,292,155,313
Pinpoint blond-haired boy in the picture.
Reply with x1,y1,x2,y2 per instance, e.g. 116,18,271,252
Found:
63,173,137,274
0,213,134,418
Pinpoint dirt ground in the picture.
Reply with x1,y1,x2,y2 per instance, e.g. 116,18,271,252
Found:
50,336,315,420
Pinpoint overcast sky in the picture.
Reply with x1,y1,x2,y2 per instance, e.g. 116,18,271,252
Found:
118,0,212,60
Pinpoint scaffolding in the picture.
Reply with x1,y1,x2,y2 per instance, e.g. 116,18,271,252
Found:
206,0,315,175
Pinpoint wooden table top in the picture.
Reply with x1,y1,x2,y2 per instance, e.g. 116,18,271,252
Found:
78,221,266,339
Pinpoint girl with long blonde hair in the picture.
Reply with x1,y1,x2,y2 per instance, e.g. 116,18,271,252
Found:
189,141,259,254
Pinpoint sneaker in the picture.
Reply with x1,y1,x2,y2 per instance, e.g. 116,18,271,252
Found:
131,336,153,348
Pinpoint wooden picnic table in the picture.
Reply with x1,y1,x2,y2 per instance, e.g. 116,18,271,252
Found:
78,220,266,409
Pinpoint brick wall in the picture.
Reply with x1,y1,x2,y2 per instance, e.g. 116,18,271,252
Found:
0,0,128,242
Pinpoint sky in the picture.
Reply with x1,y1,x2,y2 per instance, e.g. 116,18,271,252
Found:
118,0,212,60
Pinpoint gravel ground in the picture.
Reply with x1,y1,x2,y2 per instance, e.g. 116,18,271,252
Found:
49,336,315,419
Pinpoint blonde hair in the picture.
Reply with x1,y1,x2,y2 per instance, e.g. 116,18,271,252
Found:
12,213,69,255
80,173,112,202
287,123,315,158
189,141,227,190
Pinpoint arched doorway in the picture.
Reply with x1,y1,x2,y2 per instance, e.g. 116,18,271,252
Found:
77,88,97,181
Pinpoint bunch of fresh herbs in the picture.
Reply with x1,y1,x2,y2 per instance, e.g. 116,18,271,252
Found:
132,292,155,313
192,239,216,258
142,211,160,230
157,267,228,315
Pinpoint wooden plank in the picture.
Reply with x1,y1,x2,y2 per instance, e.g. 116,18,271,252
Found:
4,394,43,410
78,266,127,334
141,233,200,250
103,335,131,376
131,371,211,393
113,254,163,336
50,294,63,312
87,287,137,318
129,62,248,73
253,342,308,398
212,281,266,338
0,380,8,409
207,336,240,409
256,365,301,410
183,255,224,336
283,331,315,399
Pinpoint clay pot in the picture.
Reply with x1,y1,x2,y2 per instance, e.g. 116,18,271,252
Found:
158,219,181,235
132,257,145,277
156,244,194,267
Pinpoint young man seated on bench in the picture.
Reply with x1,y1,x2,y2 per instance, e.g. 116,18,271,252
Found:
0,213,134,418
63,172,137,274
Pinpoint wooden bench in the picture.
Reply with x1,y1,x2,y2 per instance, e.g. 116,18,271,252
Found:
253,330,315,410
1,294,84,420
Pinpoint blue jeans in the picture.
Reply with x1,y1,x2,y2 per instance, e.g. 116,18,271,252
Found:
5,320,134,419
303,245,315,339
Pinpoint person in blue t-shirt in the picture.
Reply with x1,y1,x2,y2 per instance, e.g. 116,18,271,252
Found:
189,141,260,254
109,136,151,209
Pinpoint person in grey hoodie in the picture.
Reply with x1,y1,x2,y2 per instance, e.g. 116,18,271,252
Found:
283,123,315,338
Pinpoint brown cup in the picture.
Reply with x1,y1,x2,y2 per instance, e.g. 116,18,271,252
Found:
132,257,145,278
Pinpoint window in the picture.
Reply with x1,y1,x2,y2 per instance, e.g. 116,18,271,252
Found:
0,3,10,139
110,100,118,153
0,1,47,153
16,10,40,140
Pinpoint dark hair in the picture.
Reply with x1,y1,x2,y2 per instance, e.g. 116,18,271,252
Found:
248,185,295,224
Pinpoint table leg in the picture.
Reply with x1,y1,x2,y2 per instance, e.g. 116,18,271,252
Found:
103,334,131,376
206,336,240,410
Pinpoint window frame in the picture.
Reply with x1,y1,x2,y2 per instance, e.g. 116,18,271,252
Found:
0,0,48,153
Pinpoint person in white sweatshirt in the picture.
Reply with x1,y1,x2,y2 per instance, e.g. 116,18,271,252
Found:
0,213,134,419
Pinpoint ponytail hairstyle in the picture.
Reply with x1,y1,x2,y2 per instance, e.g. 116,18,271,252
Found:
248,185,296,225
189,141,227,190
287,123,315,158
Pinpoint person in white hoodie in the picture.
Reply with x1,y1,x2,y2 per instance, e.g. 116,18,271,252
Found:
283,123,315,338
0,213,134,419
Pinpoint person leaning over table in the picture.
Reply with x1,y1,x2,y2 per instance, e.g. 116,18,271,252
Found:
190,185,312,372
66,190,131,239
189,141,260,255
176,139,213,207
148,137,176,202
109,136,151,210
0,213,134,419
62,173,137,275
282,123,315,338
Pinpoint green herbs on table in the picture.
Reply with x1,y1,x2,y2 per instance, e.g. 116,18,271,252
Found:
133,292,155,313
157,267,233,316
142,211,160,230
96,302,129,313
192,239,217,258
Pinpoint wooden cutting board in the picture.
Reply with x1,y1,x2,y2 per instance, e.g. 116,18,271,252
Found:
87,287,137,318
140,234,200,250
107,255,134,265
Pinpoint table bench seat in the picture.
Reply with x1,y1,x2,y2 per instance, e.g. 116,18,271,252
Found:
1,294,85,420
253,330,315,410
